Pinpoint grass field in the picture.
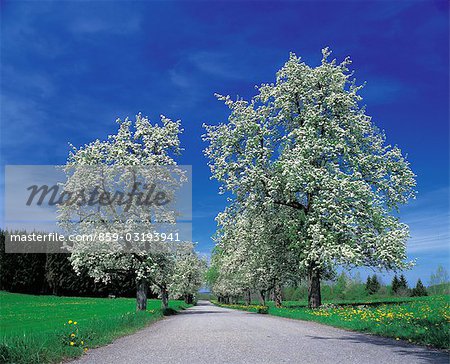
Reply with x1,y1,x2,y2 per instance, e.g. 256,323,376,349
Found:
212,295,450,349
0,291,191,363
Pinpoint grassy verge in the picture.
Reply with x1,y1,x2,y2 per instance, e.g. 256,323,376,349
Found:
0,291,191,363
210,301,269,314
212,295,450,349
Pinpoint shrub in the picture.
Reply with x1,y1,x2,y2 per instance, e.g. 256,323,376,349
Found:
256,306,269,314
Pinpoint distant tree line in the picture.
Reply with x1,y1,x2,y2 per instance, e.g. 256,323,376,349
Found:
366,273,430,297
280,268,448,303
0,230,138,297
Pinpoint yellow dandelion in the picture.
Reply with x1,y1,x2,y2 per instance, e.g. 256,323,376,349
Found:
84,348,88,352
71,333,75,338
74,321,77,325
70,342,75,346
68,320,73,324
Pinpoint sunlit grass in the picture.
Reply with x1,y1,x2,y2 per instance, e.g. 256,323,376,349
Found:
214,295,450,349
0,291,191,363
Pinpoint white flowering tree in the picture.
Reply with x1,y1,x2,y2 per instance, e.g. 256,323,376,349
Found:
204,49,416,308
212,204,299,306
208,247,245,304
169,243,206,304
59,113,186,310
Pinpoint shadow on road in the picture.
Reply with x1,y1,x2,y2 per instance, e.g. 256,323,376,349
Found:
306,334,449,364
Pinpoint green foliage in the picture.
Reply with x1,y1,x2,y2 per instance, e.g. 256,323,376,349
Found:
0,231,137,298
399,274,408,289
411,279,428,297
393,274,410,296
256,306,269,314
429,266,449,294
205,264,219,288
391,275,400,294
0,292,191,363
428,282,450,295
365,275,381,295
196,292,214,300
339,281,368,301
334,272,348,299
284,273,438,303
0,233,47,294
283,284,308,301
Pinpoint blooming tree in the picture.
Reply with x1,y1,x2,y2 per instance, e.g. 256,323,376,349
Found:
204,49,416,308
212,204,299,306
59,113,186,310
169,243,206,304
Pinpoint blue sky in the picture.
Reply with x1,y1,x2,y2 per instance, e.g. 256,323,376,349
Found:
1,1,448,286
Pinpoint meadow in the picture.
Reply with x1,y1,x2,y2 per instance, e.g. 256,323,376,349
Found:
0,291,191,363
212,295,450,349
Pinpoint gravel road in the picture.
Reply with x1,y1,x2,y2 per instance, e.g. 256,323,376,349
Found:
73,300,449,364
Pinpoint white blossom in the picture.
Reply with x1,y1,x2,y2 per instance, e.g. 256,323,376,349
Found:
204,49,416,305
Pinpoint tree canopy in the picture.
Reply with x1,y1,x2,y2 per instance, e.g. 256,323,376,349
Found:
204,49,416,307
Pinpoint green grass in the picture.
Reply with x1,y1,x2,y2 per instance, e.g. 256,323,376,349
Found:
213,295,450,349
279,295,441,308
0,291,191,363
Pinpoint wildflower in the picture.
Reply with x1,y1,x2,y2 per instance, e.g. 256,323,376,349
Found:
81,341,84,345
68,320,73,324
74,321,78,325
84,348,88,352
70,341,75,346
396,338,400,341
71,333,75,338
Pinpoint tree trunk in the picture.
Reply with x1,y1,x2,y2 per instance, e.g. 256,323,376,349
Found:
244,289,251,305
274,283,282,308
184,294,193,304
308,266,321,308
258,290,266,306
161,287,169,310
136,280,148,311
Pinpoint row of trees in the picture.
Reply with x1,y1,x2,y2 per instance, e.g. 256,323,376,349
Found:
58,114,207,310
0,230,136,297
0,231,205,306
203,49,416,308
282,270,439,302
367,274,428,297
5,114,206,310
390,274,409,295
